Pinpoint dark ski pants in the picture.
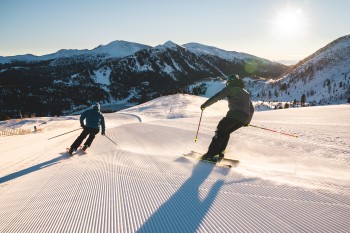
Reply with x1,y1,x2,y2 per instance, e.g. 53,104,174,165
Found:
207,117,244,156
70,127,99,150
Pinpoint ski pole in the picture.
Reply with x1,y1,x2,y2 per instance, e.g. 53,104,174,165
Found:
104,134,118,146
248,124,299,138
47,128,81,140
194,109,204,142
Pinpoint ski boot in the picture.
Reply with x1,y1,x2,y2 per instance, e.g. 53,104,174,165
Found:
201,153,219,163
82,145,88,152
68,147,75,156
216,150,226,160
203,150,226,163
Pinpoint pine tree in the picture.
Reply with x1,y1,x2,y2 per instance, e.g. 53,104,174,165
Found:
301,94,306,106
280,83,287,91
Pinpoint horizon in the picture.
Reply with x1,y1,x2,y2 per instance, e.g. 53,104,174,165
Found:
1,0,350,62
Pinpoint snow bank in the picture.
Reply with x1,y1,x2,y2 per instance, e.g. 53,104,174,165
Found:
120,93,229,121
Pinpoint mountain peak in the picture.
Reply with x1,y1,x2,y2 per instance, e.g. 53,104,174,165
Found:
92,40,151,58
154,41,181,51
163,40,178,48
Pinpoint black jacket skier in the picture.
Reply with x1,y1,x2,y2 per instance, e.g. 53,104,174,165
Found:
69,104,105,154
200,74,254,161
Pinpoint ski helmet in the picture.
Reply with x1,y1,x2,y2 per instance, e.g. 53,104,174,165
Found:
92,103,100,111
226,74,244,88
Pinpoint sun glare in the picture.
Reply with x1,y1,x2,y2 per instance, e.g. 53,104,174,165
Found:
272,7,303,37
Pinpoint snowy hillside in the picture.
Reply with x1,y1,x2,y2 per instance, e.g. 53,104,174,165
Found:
251,35,350,104
188,35,350,106
1,94,349,232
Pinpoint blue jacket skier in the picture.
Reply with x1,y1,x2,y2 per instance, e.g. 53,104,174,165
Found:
200,74,254,161
69,103,105,154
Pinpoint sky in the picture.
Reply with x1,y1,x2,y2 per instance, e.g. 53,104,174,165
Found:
0,0,349,63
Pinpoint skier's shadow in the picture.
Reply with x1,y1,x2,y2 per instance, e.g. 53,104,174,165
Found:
137,162,225,233
0,154,67,185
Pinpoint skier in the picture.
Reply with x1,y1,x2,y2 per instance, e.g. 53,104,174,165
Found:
68,103,105,155
200,74,254,162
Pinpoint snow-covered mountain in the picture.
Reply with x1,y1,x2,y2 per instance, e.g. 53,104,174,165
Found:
248,35,350,105
0,40,151,64
5,34,350,116
183,42,288,78
91,40,151,58
190,35,350,106
0,40,287,118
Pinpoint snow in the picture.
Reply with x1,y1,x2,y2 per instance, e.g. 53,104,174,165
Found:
93,68,111,86
171,58,182,72
1,94,350,232
162,62,175,73
133,59,154,72
161,62,178,81
120,94,228,121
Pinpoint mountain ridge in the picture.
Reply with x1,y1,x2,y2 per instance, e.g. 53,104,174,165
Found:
0,40,281,65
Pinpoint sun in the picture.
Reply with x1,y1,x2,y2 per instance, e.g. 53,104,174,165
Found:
272,7,303,37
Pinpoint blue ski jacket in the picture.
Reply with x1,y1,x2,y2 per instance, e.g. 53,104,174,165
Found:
80,105,105,133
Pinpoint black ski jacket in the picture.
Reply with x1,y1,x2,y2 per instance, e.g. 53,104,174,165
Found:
202,85,254,124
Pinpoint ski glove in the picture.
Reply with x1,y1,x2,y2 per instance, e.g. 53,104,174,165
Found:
81,124,86,129
101,131,105,136
200,105,205,110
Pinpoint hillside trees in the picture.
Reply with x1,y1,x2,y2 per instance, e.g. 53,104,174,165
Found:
280,83,287,91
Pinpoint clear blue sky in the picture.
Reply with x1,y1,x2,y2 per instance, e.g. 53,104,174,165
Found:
1,0,349,62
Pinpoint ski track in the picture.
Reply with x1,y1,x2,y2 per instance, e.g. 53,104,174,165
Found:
1,106,350,232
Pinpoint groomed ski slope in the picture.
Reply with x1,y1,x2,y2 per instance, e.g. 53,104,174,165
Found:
0,94,349,232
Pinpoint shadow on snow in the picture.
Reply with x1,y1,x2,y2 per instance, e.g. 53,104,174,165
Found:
137,162,226,233
0,153,69,184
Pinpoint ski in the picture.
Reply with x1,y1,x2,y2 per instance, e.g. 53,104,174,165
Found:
183,151,239,168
